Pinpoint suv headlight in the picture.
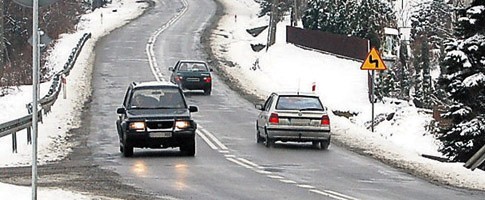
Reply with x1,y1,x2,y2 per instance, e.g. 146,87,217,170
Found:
129,122,146,131
175,120,190,129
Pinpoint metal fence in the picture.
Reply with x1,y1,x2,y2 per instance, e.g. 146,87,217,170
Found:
0,32,91,153
286,26,368,61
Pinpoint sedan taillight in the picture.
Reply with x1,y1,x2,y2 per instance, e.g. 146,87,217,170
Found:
175,76,183,82
203,77,211,83
321,115,330,125
269,113,279,124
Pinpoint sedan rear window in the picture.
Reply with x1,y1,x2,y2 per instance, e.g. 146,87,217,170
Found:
276,96,324,111
178,62,209,72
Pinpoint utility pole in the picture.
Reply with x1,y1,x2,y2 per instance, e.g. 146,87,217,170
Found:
0,0,4,68
266,0,278,50
32,0,40,199
293,0,298,26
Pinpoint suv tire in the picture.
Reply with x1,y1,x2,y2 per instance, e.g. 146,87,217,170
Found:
122,135,133,157
123,144,133,157
181,137,196,156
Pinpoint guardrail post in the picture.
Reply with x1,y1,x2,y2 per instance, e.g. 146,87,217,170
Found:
12,132,17,153
465,144,485,171
27,127,32,144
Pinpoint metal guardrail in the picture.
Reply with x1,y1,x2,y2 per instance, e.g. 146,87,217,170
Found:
464,144,485,171
0,33,91,153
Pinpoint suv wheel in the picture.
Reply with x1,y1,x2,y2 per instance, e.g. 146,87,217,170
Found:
122,135,133,157
123,144,133,157
181,137,196,156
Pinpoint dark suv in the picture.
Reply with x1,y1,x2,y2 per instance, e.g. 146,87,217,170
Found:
116,81,198,157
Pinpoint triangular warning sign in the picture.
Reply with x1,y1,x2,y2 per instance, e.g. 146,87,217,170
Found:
360,48,387,70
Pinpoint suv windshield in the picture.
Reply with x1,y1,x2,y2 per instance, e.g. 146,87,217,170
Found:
276,96,324,111
129,87,186,109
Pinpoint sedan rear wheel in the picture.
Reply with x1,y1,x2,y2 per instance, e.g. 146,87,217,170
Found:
321,140,330,150
312,141,321,149
204,88,211,96
256,122,263,143
264,127,272,148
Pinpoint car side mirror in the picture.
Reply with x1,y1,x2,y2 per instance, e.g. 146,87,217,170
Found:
168,67,174,71
189,106,198,113
210,68,213,72
255,104,264,111
116,107,125,114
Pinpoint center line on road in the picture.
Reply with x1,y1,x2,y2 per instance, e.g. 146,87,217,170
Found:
279,179,297,184
227,157,254,169
309,189,359,200
145,0,189,82
196,130,218,150
323,190,360,200
237,158,260,168
198,127,228,150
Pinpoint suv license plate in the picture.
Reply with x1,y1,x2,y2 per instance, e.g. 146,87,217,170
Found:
149,132,172,138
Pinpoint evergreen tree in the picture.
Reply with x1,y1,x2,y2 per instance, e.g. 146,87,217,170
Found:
302,0,396,49
379,71,398,98
409,0,453,108
258,0,293,22
437,0,485,166
302,0,323,30
412,36,433,108
352,0,396,48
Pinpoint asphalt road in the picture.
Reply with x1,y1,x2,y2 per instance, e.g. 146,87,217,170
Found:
86,0,485,199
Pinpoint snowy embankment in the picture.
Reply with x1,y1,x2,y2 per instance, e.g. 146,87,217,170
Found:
0,0,146,199
210,0,485,190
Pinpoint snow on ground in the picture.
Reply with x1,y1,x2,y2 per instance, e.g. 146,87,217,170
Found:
211,0,485,190
0,0,146,198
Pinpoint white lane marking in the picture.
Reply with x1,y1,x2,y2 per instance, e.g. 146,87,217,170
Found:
297,184,315,189
267,175,283,179
198,127,228,150
323,190,360,200
226,157,254,169
196,130,218,150
256,170,272,175
224,154,236,158
279,179,297,184
310,189,356,200
237,158,261,169
219,150,230,154
145,0,189,81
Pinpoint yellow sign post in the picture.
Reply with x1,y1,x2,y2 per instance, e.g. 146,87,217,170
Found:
360,48,387,132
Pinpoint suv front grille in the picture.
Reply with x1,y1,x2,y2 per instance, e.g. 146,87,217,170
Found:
146,121,174,129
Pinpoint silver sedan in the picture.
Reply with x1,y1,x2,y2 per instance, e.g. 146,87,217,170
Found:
255,92,331,149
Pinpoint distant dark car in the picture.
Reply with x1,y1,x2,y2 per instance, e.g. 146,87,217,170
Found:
169,60,213,95
255,92,331,149
116,81,198,157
